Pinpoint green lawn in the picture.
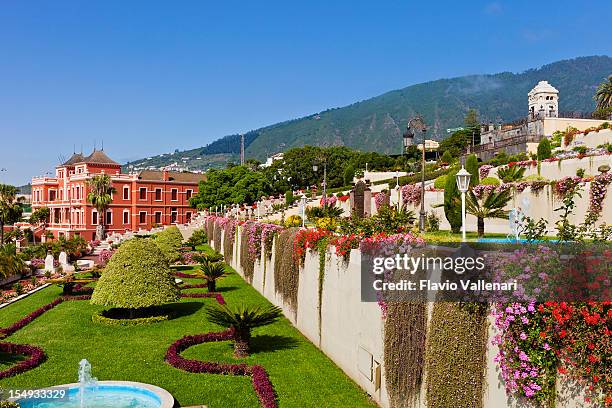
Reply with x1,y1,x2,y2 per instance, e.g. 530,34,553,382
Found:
0,247,375,408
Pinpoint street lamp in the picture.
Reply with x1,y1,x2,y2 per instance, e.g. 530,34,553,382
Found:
407,115,427,231
313,156,327,209
455,166,471,242
300,194,307,227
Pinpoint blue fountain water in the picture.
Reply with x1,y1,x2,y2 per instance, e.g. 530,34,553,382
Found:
17,360,162,408
18,385,162,408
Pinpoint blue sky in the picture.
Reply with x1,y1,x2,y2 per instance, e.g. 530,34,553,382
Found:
1,0,611,185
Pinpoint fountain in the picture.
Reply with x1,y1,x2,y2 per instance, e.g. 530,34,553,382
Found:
78,359,98,407
13,360,174,408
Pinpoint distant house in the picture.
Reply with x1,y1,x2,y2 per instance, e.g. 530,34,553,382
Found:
476,81,609,160
31,150,206,241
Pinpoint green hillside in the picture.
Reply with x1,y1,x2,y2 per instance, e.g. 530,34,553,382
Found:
127,55,612,170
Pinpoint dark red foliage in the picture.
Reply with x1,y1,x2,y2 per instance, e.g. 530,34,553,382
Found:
166,329,278,408
0,342,46,379
174,271,199,279
180,292,225,305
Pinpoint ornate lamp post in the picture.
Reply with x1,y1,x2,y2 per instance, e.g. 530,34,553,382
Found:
455,166,471,242
406,115,428,231
300,194,307,227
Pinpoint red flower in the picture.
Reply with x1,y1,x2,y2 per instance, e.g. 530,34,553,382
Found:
559,329,567,338
587,355,598,363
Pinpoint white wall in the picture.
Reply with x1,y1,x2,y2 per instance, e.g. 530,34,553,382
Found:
212,225,589,408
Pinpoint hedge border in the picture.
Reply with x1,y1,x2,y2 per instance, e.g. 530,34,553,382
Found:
92,310,173,326
166,329,277,408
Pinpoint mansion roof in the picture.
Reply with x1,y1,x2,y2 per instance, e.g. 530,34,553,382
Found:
137,170,206,183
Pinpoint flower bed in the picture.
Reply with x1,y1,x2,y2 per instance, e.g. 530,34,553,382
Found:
165,328,278,408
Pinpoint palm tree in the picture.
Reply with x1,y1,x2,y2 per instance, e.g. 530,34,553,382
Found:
205,303,282,357
200,261,227,292
0,245,24,278
86,175,116,241
0,184,24,247
594,75,612,114
29,207,50,244
466,189,512,237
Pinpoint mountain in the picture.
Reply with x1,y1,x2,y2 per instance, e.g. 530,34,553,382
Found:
127,56,612,171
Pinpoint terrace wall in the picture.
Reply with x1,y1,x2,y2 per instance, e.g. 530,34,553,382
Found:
212,227,588,408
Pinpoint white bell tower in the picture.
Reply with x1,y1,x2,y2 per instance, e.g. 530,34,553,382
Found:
528,80,559,119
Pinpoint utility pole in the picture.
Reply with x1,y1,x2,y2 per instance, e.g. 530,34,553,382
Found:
240,134,245,165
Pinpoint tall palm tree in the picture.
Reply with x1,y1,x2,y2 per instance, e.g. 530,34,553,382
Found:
0,245,24,278
199,261,227,292
466,189,512,237
29,207,50,244
0,184,24,247
595,75,612,113
205,303,282,357
86,175,116,241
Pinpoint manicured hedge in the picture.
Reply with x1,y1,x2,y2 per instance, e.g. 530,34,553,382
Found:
92,310,172,326
91,239,179,310
154,226,184,263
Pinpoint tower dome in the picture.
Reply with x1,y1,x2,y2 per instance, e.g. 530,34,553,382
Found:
528,80,559,119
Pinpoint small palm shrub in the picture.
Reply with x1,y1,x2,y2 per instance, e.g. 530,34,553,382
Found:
497,166,526,183
205,303,283,357
154,226,184,263
466,189,512,237
200,261,227,292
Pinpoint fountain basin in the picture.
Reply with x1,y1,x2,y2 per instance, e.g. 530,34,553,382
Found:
14,381,174,408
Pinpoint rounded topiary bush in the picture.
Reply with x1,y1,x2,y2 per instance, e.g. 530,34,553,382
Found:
91,239,179,315
154,226,184,263
480,177,500,186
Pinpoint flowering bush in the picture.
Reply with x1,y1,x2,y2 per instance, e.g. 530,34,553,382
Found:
553,176,582,200
98,248,115,266
473,184,496,199
293,228,332,264
261,223,283,258
508,160,538,168
585,171,612,225
338,195,350,202
401,184,422,207
494,300,610,406
180,252,198,265
374,191,390,210
479,164,494,179
331,233,362,261
320,195,337,207
30,258,45,269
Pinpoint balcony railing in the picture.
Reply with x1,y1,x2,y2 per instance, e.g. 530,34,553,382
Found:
473,134,543,154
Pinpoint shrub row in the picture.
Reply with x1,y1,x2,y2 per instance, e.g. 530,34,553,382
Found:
92,310,172,326
165,329,277,408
